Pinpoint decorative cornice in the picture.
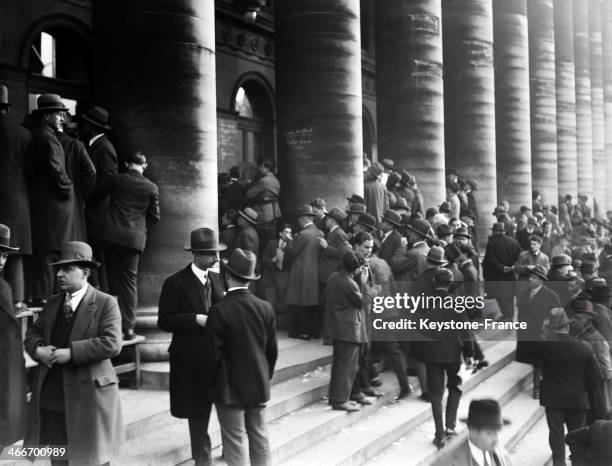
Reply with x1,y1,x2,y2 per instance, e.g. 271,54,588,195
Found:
216,20,275,62
363,74,376,97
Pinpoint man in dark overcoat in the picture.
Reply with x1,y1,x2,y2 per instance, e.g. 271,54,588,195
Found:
0,224,27,449
157,228,226,466
24,241,124,465
245,158,281,251
482,222,522,321
208,248,278,466
28,94,74,305
377,210,403,266
235,207,260,255
91,151,160,339
0,85,32,309
318,207,352,286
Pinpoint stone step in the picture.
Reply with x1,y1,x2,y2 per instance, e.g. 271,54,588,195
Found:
140,332,332,389
509,413,554,466
283,344,526,466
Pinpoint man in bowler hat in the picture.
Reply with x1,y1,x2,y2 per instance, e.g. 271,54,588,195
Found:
208,248,278,466
157,228,227,466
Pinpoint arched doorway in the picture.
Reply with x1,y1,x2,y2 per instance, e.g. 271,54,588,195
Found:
362,106,376,162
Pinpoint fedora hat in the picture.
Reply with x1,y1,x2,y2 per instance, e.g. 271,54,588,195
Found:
223,248,260,281
438,201,451,214
346,194,366,204
81,105,112,131
444,243,462,262
393,197,409,211
552,254,572,267
381,210,402,228
295,204,317,218
357,213,377,231
50,241,100,268
407,218,432,238
571,300,598,318
33,94,68,114
528,265,548,281
381,158,394,170
527,216,538,226
347,203,367,215
454,227,471,239
184,228,227,252
491,222,506,233
545,307,571,330
492,205,506,216
0,224,18,252
424,246,447,265
436,223,452,237
400,170,416,185
387,172,401,187
325,207,348,224
238,207,258,225
0,85,11,106
461,399,510,430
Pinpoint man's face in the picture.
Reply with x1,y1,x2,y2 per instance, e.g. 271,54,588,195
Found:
558,265,570,276
529,240,541,254
56,264,89,293
353,224,366,234
354,239,373,259
529,275,543,289
349,213,360,223
379,220,392,233
0,252,8,272
450,219,461,232
470,427,500,452
44,110,64,130
279,227,293,241
193,251,218,270
454,236,468,247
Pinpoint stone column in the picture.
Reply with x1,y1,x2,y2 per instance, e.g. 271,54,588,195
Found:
375,0,446,207
602,0,612,210
443,0,497,245
94,1,218,359
589,0,606,210
554,0,578,200
574,0,594,197
493,0,532,213
528,0,558,205
276,0,363,216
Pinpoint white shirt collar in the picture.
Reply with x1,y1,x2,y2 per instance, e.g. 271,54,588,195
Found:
302,221,314,229
382,230,393,242
191,263,209,285
330,224,339,233
413,240,426,247
66,283,88,311
89,133,104,147
468,438,493,466
227,286,249,292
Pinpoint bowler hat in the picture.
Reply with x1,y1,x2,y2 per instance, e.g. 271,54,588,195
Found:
81,105,112,131
0,224,18,252
546,307,571,330
381,158,394,170
492,205,506,216
295,204,317,218
461,399,510,430
393,197,409,211
424,246,447,265
238,207,259,225
381,210,402,228
436,224,452,237
347,203,367,215
454,227,471,239
325,207,348,224
387,172,401,188
551,254,572,267
357,213,377,231
184,228,227,252
50,241,100,268
0,85,11,106
33,94,68,114
528,265,548,281
223,248,260,281
491,222,506,233
346,194,366,204
407,218,432,238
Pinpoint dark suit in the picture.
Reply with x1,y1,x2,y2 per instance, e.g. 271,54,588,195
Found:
319,226,351,284
431,438,512,466
236,224,260,256
157,265,225,466
531,334,602,465
378,229,403,266
566,419,612,466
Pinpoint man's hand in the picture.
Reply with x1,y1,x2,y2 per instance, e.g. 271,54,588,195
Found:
464,357,474,367
317,238,328,249
52,348,72,365
35,345,57,368
196,314,208,327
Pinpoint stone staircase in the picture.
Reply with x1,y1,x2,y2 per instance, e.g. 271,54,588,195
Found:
105,325,556,466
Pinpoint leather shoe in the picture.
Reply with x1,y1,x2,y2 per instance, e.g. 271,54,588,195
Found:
396,385,413,400
433,436,445,449
445,427,458,437
363,388,382,398
123,329,138,341
332,401,360,412
532,387,540,400
350,394,373,405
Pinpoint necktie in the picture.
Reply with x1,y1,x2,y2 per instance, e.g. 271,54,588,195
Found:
64,293,74,323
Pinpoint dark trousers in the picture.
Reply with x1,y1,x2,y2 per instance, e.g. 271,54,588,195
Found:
290,305,321,338
89,240,108,292
104,243,140,332
329,340,361,404
373,341,410,391
32,250,58,300
496,295,515,321
545,407,585,466
352,343,372,395
426,362,462,439
4,254,24,302
40,409,68,466
188,403,213,466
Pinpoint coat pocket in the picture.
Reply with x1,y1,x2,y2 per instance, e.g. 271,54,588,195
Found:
94,373,119,387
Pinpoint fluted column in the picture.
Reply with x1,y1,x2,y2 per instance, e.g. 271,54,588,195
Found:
589,0,605,210
375,0,446,206
94,1,218,305
443,0,497,245
493,0,531,213
554,0,578,200
276,0,363,216
603,0,612,210
574,0,594,197
528,0,558,205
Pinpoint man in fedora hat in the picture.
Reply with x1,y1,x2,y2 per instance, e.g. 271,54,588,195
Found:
513,234,550,296
207,248,278,466
432,399,512,465
236,207,260,255
391,217,432,285
157,228,227,466
90,150,160,340
345,202,367,236
377,210,403,267
318,207,351,286
0,85,32,311
0,224,27,450
530,308,603,466
29,94,75,306
285,205,325,340
482,222,522,322
24,241,124,465
352,213,377,237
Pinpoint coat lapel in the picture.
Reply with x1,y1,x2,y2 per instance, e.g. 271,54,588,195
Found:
43,295,62,342
181,266,207,313
69,285,98,341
